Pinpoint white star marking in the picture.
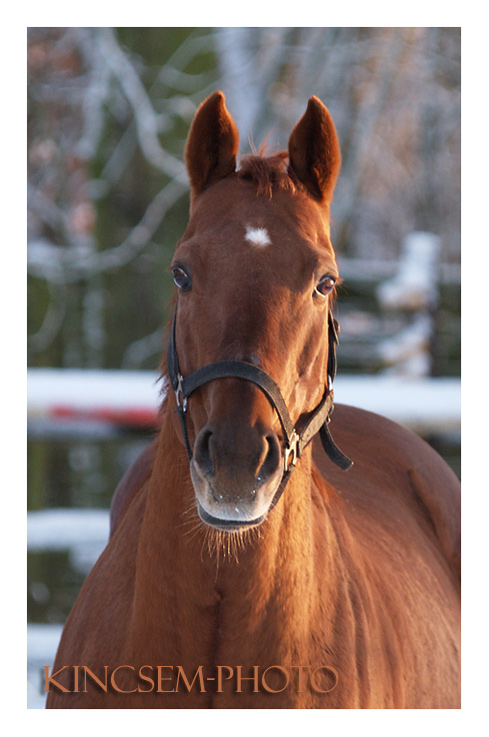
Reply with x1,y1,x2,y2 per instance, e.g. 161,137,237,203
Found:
245,225,272,248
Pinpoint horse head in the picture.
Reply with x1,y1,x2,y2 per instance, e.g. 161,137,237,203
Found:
168,91,344,531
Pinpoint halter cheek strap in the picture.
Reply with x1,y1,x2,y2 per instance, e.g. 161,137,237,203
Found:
167,308,352,509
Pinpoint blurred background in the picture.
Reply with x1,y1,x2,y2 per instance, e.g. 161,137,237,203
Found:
27,27,460,706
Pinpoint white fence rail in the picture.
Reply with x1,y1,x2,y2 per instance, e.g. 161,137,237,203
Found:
27,368,460,435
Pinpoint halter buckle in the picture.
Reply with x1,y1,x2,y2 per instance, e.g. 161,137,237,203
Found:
175,374,188,412
284,430,300,472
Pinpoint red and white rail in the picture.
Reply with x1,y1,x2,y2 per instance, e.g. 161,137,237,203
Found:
27,369,460,434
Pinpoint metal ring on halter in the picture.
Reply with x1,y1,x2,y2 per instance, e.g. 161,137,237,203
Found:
175,373,188,412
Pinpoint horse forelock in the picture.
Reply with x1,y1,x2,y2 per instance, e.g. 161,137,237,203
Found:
237,149,305,199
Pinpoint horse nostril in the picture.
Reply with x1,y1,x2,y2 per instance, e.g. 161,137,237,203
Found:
193,424,281,498
194,428,214,479
257,432,281,485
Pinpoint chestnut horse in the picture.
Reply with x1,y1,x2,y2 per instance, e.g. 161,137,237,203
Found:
46,92,460,709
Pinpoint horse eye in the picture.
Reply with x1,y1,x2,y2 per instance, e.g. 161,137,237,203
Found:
172,266,191,291
315,275,336,297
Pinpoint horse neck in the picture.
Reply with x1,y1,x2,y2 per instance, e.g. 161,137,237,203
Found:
128,406,338,662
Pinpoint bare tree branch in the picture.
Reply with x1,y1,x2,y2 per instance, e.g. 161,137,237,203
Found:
97,28,186,182
27,177,187,283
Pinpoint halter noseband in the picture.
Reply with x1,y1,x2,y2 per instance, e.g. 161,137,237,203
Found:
167,308,352,511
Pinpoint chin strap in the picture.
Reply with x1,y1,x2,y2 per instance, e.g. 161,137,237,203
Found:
167,307,353,508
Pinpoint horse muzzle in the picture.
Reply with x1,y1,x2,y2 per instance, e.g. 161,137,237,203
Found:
167,306,352,534
190,421,284,531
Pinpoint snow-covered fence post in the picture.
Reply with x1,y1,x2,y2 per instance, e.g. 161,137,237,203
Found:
376,232,441,376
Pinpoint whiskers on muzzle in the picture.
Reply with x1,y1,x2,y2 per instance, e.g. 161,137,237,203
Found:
201,521,264,567
176,492,265,567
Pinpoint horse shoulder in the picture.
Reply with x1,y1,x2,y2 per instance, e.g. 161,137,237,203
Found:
109,438,158,538
313,403,460,579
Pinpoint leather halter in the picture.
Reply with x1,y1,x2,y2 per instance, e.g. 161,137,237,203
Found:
167,307,352,512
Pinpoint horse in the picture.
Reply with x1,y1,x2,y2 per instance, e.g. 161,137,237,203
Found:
46,91,460,709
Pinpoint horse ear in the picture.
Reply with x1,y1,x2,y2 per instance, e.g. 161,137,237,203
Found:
288,96,341,205
185,91,239,197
